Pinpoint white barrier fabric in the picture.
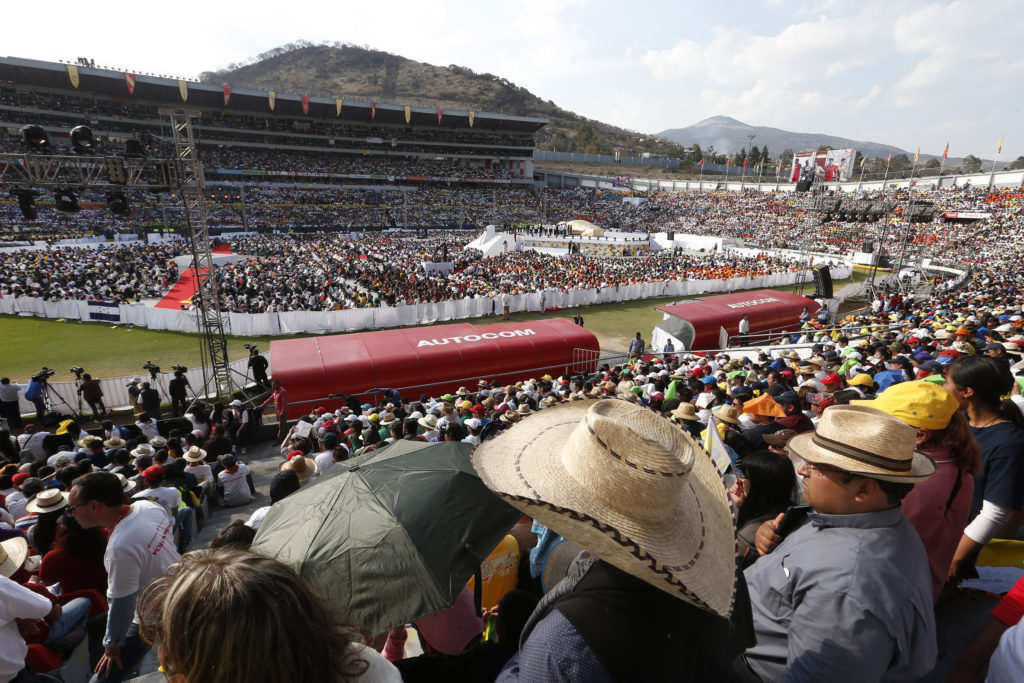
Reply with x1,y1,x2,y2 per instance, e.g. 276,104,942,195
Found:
1,266,851,339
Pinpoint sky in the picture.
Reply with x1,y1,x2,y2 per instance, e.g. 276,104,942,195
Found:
5,0,1022,158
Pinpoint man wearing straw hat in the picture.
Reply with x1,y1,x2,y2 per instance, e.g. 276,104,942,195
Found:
743,404,938,681
476,399,750,680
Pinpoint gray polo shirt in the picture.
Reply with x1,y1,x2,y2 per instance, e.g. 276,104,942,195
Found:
744,506,936,682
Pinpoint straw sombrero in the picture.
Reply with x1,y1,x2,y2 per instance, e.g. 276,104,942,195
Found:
280,454,318,483
103,436,126,449
787,404,936,482
26,488,69,515
670,403,699,421
0,536,28,578
183,446,207,463
472,399,736,617
114,472,137,493
712,405,741,425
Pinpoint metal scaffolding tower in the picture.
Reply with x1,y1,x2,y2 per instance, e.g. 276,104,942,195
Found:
164,111,251,405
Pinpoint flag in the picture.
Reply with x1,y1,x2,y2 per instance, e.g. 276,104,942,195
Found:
223,86,231,107
726,157,732,167
742,157,747,171
998,135,1004,154
178,80,188,102
125,73,135,95
886,150,892,164
371,102,376,120
914,147,920,162
468,110,475,127
860,156,866,168
437,108,443,125
404,105,411,124
705,413,733,477
67,64,79,88
336,98,343,117
268,91,275,111
942,142,949,159
301,95,309,115
697,158,704,168
776,160,782,175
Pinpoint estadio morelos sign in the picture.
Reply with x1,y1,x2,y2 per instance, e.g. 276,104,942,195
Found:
417,328,536,347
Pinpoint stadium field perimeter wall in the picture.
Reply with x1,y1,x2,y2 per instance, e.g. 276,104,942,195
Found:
0,265,850,338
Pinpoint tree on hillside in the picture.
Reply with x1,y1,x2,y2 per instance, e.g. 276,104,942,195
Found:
854,151,864,170
760,146,770,163
691,143,703,162
962,154,983,173
922,158,941,176
576,122,597,150
890,154,911,172
734,148,745,166
750,145,760,163
780,149,794,164
1009,156,1024,170
817,144,834,152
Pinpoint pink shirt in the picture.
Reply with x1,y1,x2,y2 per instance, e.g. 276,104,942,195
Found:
262,387,289,415
902,446,974,600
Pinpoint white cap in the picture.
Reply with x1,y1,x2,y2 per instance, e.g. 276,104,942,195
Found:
230,399,243,407
465,418,482,430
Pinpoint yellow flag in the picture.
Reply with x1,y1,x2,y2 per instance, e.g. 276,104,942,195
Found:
178,80,188,102
404,105,411,124
67,64,80,88
336,98,343,117
914,147,920,162
998,135,1004,154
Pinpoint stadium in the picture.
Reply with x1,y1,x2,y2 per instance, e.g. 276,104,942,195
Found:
2,43,1024,683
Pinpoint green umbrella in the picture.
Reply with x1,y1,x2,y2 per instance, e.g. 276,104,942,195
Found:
250,439,520,636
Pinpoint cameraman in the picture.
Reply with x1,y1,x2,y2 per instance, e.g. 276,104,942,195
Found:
77,373,106,423
24,374,47,426
140,381,162,418
168,370,190,418
248,347,270,388
0,377,25,431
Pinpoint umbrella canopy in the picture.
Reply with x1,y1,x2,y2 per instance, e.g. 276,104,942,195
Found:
250,439,520,636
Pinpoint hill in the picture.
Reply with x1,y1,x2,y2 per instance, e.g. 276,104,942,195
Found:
658,116,958,162
199,41,685,159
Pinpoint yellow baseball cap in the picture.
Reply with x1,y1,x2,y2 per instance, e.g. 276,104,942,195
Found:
855,381,958,430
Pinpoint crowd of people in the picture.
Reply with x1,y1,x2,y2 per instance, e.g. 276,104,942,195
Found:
5,253,1024,680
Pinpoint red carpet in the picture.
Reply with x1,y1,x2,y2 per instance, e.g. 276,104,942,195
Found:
155,267,207,309
212,244,232,254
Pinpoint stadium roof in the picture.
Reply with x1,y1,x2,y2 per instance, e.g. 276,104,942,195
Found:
0,56,548,134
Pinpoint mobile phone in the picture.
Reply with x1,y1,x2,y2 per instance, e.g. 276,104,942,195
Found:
776,504,811,538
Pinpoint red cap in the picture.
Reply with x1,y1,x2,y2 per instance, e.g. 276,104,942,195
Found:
12,473,30,487
314,407,327,414
286,450,304,461
822,373,843,385
142,465,165,482
471,404,486,414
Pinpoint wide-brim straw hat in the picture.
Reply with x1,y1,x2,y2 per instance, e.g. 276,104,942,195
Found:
472,399,736,617
516,403,532,415
788,404,936,482
0,536,28,578
712,405,741,425
103,436,126,449
183,446,207,463
26,488,69,515
418,414,439,430
78,435,101,448
114,472,137,493
280,455,318,483
149,436,168,448
671,403,699,421
131,444,155,458
499,410,522,424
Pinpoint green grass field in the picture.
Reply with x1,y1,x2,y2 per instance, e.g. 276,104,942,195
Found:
0,271,867,382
